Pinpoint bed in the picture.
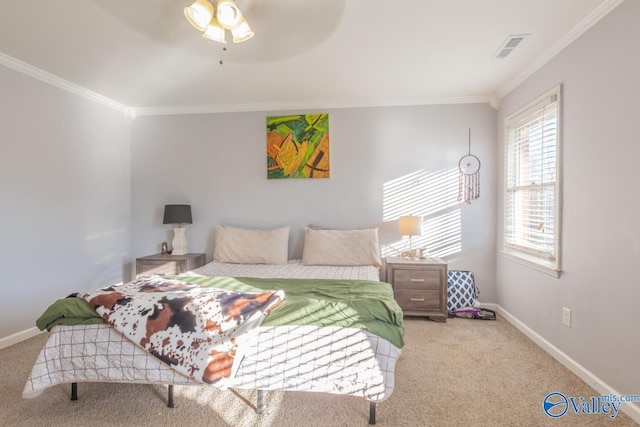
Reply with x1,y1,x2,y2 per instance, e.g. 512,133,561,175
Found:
24,226,404,425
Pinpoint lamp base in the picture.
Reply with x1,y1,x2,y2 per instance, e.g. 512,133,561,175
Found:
172,227,189,256
402,248,426,260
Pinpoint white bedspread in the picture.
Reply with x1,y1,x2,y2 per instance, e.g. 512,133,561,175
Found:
24,261,400,403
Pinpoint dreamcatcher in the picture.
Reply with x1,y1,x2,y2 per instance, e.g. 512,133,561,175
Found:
458,128,481,203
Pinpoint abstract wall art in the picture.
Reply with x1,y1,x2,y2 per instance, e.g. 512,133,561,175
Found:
266,113,330,179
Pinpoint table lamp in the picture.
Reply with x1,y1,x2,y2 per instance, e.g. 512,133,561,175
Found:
399,215,422,259
163,204,192,255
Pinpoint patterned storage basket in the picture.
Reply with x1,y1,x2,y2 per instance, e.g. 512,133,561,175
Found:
447,270,479,311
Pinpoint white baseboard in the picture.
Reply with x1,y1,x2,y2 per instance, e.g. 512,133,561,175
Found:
492,304,640,424
0,327,43,350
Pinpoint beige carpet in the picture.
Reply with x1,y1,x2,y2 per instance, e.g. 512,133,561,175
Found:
2,317,637,426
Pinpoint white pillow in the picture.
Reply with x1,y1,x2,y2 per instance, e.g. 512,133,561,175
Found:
302,227,382,267
214,225,289,264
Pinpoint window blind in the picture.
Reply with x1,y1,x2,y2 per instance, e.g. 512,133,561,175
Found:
504,92,559,264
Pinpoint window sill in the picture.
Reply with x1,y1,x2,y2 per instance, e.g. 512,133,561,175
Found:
501,250,561,278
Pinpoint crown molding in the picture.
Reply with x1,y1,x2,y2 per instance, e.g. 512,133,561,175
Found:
133,95,492,117
0,51,490,118
497,0,625,98
489,93,502,110
0,51,130,117
1,1,623,119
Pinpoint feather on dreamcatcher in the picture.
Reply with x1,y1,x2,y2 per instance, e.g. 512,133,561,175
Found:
458,128,481,203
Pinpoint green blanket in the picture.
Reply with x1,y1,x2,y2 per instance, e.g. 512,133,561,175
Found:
36,296,103,329
37,276,404,348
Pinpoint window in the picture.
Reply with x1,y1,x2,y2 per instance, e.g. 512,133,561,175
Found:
503,86,561,277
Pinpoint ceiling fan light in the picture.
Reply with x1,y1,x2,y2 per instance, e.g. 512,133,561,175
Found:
231,18,254,43
202,18,226,44
184,0,214,31
216,0,243,30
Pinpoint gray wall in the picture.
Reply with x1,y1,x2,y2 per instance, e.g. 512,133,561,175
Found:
0,65,132,338
130,104,497,301
496,0,639,400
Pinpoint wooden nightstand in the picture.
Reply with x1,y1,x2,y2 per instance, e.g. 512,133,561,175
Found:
136,253,206,277
385,256,448,322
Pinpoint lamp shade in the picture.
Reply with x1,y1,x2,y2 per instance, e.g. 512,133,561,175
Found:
216,0,243,30
231,17,254,43
203,17,226,43
399,216,422,236
184,0,214,31
163,205,193,225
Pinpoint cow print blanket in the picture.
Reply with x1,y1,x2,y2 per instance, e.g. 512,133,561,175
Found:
79,275,284,386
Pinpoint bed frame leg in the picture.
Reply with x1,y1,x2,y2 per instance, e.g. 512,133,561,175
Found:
71,382,78,401
369,402,376,425
256,389,264,414
167,385,175,408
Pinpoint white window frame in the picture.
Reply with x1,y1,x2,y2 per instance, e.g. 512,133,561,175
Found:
502,85,562,277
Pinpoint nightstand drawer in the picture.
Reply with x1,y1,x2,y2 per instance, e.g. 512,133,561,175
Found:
393,269,441,290
136,253,206,277
137,260,181,276
395,290,441,311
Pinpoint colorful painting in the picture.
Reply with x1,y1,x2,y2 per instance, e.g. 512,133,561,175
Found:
267,113,330,179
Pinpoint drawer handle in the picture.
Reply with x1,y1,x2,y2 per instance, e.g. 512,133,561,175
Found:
410,278,425,282
410,297,425,302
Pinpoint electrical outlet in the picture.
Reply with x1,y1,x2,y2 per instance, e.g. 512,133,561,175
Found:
562,307,571,327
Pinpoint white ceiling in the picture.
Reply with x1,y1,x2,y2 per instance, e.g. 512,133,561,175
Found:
0,0,617,114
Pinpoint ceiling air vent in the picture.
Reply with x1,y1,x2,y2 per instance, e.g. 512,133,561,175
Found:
492,34,530,59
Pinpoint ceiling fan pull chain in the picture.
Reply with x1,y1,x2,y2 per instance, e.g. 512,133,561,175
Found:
219,44,227,65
